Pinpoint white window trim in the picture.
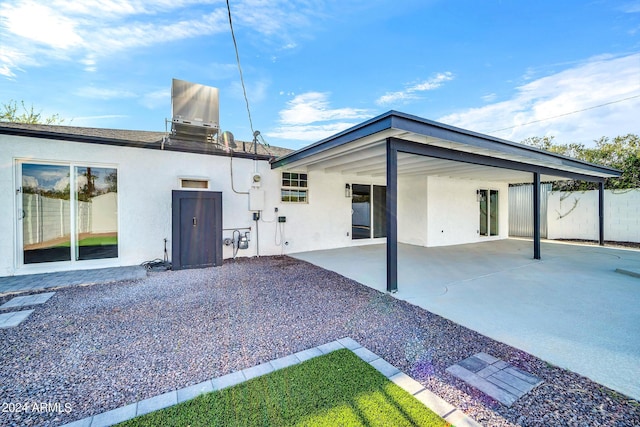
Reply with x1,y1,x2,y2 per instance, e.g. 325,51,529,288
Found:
478,187,499,237
281,171,309,203
179,176,210,190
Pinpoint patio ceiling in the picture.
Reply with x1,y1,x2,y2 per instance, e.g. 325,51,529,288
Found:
271,111,621,184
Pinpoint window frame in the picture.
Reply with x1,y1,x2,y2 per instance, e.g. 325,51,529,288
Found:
281,171,309,203
179,177,210,189
478,188,499,237
16,159,119,268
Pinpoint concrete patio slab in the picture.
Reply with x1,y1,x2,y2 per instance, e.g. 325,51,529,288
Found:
0,309,34,328
0,292,55,309
616,267,640,278
292,239,640,400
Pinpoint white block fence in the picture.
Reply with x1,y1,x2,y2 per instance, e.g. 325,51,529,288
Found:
547,188,640,243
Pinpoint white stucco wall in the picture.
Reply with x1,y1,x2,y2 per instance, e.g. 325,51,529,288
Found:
547,189,640,242
398,176,428,246
0,134,283,275
277,171,510,254
1,133,513,275
267,172,386,254
426,176,509,246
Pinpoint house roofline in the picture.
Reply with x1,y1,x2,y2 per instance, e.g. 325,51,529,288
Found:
271,110,621,177
0,125,274,161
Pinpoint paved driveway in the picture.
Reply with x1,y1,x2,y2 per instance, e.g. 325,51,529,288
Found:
292,239,640,400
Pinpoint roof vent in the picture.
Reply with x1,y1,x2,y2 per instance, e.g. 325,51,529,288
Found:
171,78,219,142
221,130,237,151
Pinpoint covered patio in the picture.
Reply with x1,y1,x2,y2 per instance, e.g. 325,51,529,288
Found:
272,111,622,292
292,239,640,401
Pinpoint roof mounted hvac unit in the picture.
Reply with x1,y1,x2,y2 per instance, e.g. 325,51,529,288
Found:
171,78,219,142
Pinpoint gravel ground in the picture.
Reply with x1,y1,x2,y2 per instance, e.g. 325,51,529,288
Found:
0,256,638,427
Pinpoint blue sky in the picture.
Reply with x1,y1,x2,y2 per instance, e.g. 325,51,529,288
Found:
1,0,639,150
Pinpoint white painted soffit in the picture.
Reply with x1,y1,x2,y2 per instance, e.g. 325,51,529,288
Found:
277,129,617,181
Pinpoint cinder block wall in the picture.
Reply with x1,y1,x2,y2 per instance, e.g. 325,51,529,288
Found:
547,189,640,242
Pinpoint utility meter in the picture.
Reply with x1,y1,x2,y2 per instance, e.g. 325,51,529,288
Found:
238,232,250,250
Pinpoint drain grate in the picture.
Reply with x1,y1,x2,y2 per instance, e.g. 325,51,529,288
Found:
446,352,543,407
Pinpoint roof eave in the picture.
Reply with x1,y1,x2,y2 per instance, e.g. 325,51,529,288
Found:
0,125,273,161
271,110,621,178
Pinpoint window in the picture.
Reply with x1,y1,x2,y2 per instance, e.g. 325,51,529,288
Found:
351,184,386,239
479,189,498,236
180,178,209,189
20,162,118,264
281,172,308,203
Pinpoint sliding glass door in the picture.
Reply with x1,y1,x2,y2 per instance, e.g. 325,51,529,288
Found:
351,184,371,239
351,184,386,240
479,189,498,237
21,164,72,263
19,162,118,265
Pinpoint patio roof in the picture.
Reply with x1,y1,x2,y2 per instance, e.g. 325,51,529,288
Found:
271,111,621,183
272,111,622,293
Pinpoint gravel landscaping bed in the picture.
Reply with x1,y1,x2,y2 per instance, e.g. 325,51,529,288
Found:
1,256,638,426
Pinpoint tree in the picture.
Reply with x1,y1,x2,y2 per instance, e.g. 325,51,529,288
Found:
1,99,66,125
522,134,640,190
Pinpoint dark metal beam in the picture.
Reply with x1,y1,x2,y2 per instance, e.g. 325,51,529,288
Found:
271,111,621,179
533,172,541,260
599,182,605,246
389,138,606,183
386,138,398,293
270,115,393,168
389,115,618,176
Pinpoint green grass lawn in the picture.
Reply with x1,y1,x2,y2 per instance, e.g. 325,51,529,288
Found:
55,236,118,247
118,349,450,427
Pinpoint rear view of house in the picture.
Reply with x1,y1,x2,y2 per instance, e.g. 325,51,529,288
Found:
0,80,620,295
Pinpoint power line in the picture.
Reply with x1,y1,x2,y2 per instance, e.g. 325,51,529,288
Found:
491,94,640,133
226,0,255,136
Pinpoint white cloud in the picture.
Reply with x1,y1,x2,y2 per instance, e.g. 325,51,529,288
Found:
279,92,370,125
22,175,38,188
80,55,97,72
620,2,640,13
72,114,129,123
0,65,15,78
1,1,83,50
376,72,454,105
75,87,137,99
0,0,320,77
140,88,170,109
267,92,372,142
229,79,270,105
482,93,497,102
267,122,357,142
438,54,640,145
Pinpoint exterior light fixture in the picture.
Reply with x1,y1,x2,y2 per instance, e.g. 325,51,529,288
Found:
345,183,352,198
